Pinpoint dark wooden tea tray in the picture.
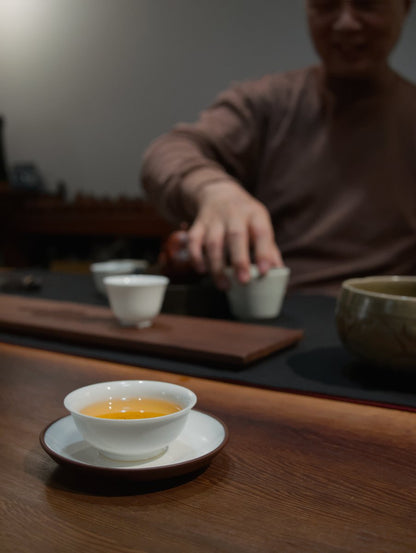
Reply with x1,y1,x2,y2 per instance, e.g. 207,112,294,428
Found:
0,294,303,367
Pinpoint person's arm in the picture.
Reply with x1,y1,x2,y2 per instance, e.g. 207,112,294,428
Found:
141,81,283,288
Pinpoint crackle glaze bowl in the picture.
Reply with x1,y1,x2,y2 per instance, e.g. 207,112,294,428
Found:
336,276,416,371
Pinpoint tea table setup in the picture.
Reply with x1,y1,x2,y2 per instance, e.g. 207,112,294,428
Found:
1,268,416,552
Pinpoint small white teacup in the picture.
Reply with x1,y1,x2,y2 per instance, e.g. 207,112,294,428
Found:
90,259,149,295
224,265,290,320
104,274,169,328
64,380,197,461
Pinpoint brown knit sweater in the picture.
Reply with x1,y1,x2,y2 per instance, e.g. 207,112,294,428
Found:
141,66,416,294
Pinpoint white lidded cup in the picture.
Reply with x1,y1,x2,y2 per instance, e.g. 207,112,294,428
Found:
64,380,197,461
104,274,169,328
224,265,290,320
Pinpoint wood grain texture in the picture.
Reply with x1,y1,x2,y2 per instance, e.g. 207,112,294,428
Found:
1,342,416,553
0,294,303,366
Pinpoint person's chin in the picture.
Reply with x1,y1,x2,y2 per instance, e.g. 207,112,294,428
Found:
327,59,375,79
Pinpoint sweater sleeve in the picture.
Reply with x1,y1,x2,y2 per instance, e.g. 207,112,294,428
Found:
140,79,270,223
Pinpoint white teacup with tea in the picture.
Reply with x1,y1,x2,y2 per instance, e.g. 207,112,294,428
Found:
64,380,197,461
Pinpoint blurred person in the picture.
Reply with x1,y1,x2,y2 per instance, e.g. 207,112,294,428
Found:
141,0,415,295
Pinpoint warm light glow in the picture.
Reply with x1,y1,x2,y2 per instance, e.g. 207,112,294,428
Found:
0,0,45,34
0,0,54,66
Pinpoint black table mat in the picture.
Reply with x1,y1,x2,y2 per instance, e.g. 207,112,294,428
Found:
1,270,416,411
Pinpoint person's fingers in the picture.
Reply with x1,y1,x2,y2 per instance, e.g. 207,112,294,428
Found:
249,211,284,274
204,222,228,289
188,184,284,289
269,243,284,267
188,221,207,273
226,218,251,284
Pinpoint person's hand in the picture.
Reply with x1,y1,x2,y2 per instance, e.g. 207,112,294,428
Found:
187,181,283,289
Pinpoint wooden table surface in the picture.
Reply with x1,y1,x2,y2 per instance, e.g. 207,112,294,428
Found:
1,341,416,553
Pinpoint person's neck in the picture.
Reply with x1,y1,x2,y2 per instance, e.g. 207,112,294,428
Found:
318,65,398,105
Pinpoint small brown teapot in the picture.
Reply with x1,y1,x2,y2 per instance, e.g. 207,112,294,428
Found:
158,226,201,284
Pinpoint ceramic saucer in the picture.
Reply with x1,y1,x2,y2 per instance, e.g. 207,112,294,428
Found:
40,410,228,481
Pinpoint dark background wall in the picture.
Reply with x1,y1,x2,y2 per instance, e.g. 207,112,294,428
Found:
0,0,415,199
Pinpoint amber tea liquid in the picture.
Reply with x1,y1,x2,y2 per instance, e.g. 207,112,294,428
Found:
81,398,182,419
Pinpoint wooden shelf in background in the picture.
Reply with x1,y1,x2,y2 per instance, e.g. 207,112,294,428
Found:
0,190,175,266
4,192,174,237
